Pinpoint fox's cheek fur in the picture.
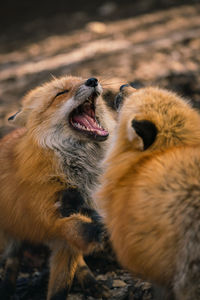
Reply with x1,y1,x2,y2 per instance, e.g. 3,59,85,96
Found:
0,75,116,299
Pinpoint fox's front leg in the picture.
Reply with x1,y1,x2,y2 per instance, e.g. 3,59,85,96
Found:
59,188,101,223
55,188,105,253
75,256,111,298
25,198,103,254
54,213,104,254
59,188,110,298
47,250,111,300
47,242,80,300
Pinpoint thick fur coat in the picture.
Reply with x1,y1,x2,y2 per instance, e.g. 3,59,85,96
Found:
0,76,115,299
96,86,200,299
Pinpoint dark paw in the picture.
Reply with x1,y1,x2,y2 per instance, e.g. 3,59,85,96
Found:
81,221,106,245
80,207,102,223
60,188,102,223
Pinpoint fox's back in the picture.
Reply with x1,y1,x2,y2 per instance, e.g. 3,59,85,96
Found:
108,145,200,284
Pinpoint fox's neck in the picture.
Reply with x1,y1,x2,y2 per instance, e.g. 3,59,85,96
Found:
54,137,106,206
14,132,106,205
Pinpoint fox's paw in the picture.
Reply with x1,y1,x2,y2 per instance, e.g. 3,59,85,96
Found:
75,219,106,253
63,214,105,254
60,188,102,223
80,207,102,223
79,272,111,298
80,221,105,244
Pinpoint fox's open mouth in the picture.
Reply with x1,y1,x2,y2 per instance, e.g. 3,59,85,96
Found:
69,92,109,141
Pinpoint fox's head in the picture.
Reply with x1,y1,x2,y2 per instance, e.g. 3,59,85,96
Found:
113,85,200,153
9,76,115,149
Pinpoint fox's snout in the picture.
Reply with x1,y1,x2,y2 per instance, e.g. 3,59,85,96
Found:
85,77,98,88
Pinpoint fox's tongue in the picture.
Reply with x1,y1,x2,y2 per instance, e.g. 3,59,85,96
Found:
73,113,108,136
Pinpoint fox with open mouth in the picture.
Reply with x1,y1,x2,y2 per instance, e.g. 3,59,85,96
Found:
0,76,116,299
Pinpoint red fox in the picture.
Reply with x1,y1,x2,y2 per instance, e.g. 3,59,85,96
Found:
0,76,115,299
95,85,200,299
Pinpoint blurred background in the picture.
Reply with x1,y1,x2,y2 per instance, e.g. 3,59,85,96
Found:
0,1,200,298
0,0,200,139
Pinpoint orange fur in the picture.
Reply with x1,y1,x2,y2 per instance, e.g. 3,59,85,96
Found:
0,75,115,299
96,87,200,299
0,128,92,248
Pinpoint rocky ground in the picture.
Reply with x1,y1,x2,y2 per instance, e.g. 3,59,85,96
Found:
0,0,200,298
0,243,152,300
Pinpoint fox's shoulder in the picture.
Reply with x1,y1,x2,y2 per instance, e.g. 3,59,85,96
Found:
0,128,26,144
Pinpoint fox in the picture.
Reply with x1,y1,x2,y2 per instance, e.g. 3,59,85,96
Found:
95,85,200,299
0,76,116,299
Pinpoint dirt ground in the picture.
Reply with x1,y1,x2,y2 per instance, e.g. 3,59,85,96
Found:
0,0,200,299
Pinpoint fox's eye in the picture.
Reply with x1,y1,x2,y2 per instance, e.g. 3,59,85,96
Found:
55,89,69,97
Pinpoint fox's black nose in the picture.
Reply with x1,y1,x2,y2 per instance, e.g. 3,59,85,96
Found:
85,78,98,87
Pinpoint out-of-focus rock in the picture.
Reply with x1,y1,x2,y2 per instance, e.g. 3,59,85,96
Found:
87,22,107,34
113,279,127,287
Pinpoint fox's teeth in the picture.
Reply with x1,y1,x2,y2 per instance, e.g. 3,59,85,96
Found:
75,123,82,129
74,122,87,130
74,121,103,132
97,122,102,129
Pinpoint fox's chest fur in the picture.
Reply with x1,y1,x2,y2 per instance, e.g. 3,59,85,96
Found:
0,76,116,300
55,137,104,206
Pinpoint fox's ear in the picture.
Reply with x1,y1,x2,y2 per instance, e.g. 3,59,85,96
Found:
128,119,158,150
114,93,124,111
8,109,29,127
114,84,137,111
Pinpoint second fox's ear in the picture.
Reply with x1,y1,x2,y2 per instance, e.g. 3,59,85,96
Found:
129,119,158,150
8,109,29,127
114,84,137,111
114,93,124,111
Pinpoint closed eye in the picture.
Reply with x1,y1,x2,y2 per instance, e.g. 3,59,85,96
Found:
55,89,69,97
